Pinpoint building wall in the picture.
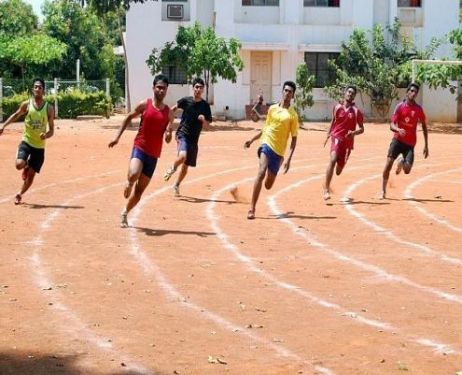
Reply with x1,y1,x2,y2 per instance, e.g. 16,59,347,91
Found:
126,0,460,122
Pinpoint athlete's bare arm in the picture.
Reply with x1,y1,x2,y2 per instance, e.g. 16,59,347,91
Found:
283,136,297,174
41,105,55,140
198,114,210,131
165,108,175,143
0,100,29,136
108,100,146,148
323,116,335,148
421,120,429,158
390,122,406,137
347,118,364,138
244,130,262,149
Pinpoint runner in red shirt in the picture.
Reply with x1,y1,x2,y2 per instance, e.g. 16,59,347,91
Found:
323,85,364,201
381,83,429,199
108,74,174,227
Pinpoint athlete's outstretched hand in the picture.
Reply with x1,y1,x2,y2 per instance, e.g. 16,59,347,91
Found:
423,146,429,159
108,139,119,148
283,160,291,174
244,140,252,148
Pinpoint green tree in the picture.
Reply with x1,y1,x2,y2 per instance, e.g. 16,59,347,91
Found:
0,0,38,37
0,34,67,84
146,22,244,102
325,20,442,120
42,0,117,80
294,63,315,125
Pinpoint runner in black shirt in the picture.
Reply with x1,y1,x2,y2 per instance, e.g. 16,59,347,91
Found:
163,78,212,196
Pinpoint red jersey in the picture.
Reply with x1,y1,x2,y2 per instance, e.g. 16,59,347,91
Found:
391,101,426,147
133,99,170,158
330,102,363,149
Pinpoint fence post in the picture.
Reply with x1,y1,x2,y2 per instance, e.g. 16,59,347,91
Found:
54,78,58,118
105,78,110,98
0,77,3,123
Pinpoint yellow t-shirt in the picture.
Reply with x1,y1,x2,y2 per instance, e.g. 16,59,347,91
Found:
23,99,49,149
261,104,298,156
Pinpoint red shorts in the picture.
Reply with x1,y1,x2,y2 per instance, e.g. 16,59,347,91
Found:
330,136,352,168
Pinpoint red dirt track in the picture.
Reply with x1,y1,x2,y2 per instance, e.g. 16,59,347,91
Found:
1,116,461,375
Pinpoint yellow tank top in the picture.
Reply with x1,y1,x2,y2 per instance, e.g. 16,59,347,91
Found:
23,99,49,149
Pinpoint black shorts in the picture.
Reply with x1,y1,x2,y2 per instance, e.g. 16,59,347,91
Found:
16,141,45,173
387,139,414,165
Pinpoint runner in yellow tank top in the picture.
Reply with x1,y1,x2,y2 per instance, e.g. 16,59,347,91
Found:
0,78,55,204
244,81,298,220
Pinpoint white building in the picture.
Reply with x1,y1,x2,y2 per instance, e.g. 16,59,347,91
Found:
126,0,460,122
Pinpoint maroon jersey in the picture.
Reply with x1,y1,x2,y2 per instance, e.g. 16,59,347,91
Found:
391,101,426,147
133,99,170,158
330,103,363,149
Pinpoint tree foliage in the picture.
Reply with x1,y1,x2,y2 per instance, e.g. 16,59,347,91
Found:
0,0,66,82
146,22,244,102
325,20,443,120
0,0,38,37
294,63,315,124
42,0,117,80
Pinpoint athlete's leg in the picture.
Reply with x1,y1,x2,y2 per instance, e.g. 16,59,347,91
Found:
125,157,143,198
323,151,338,200
15,168,36,204
248,153,269,219
125,174,150,214
15,159,27,170
174,163,188,196
381,157,395,199
402,147,414,174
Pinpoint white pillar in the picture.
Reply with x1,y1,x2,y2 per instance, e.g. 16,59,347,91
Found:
54,78,58,118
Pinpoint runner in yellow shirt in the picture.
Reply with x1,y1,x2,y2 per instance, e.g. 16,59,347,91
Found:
244,81,298,220
0,78,55,204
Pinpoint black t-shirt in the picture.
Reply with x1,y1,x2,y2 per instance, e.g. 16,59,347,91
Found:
176,96,212,144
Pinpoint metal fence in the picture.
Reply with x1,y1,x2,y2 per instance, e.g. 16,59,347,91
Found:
0,78,110,121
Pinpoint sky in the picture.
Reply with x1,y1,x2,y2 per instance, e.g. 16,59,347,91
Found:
25,0,44,20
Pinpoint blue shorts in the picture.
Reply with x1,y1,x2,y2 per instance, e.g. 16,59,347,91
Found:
131,147,158,178
177,136,198,167
258,144,283,175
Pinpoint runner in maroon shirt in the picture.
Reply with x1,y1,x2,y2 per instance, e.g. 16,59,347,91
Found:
323,85,364,201
108,74,174,227
381,83,428,199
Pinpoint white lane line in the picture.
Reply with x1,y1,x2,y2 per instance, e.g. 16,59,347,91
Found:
128,164,335,374
343,171,462,267
404,167,462,233
0,169,121,205
29,181,153,375
269,165,462,305
206,163,458,357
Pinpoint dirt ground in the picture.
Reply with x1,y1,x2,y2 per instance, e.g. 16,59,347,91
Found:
1,115,461,375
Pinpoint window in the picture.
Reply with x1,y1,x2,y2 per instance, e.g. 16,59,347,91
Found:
167,4,183,19
242,0,279,6
304,52,339,87
398,0,421,7
304,0,340,7
162,64,187,85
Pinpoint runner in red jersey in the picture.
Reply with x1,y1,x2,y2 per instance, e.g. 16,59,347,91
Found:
323,85,364,201
381,83,428,199
108,74,174,227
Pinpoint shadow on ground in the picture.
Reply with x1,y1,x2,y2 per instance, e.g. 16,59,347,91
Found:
136,226,215,238
268,212,337,220
0,351,162,375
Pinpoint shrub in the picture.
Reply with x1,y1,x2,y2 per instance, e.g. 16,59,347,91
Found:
1,90,112,120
